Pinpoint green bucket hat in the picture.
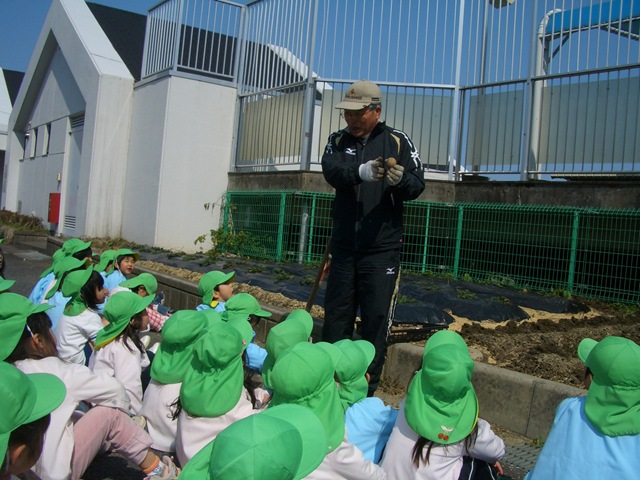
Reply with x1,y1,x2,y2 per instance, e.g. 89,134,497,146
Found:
38,248,66,279
180,404,327,480
0,293,53,360
270,342,344,453
95,249,117,273
261,309,314,390
224,293,272,319
180,318,253,417
198,271,235,306
0,362,66,462
120,273,158,296
200,309,223,329
405,330,478,445
578,336,640,436
61,238,92,257
115,248,140,263
95,291,154,349
44,256,90,300
0,275,15,293
151,310,210,384
332,339,376,408
60,265,94,298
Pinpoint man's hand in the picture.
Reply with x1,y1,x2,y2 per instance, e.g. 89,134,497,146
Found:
359,157,384,182
386,163,404,186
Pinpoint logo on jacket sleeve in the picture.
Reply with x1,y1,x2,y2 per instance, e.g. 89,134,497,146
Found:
345,147,356,156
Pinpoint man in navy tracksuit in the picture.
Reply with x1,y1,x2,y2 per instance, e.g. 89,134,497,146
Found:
321,80,425,396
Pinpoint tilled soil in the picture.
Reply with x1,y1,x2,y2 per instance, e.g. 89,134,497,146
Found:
129,251,640,390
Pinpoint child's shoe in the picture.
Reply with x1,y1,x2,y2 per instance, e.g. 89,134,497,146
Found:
144,456,180,480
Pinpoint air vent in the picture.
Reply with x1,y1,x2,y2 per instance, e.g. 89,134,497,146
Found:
70,116,85,129
64,216,77,230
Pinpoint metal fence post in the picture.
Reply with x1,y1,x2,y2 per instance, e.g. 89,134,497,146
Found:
306,194,318,263
421,204,431,274
567,210,580,296
300,0,320,170
276,192,287,262
453,205,464,279
447,0,466,181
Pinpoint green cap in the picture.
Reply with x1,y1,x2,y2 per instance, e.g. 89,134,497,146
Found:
405,330,478,445
198,271,235,307
224,293,272,319
120,273,158,296
0,275,15,293
0,362,66,462
180,404,327,480
115,248,140,262
261,309,314,390
578,336,640,436
95,291,154,349
38,249,66,279
61,265,94,298
44,256,90,300
61,238,92,256
180,318,253,417
95,249,117,273
0,293,53,360
332,339,375,408
270,342,344,453
200,309,223,329
151,310,210,384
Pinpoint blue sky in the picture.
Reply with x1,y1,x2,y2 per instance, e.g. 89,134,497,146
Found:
0,0,159,72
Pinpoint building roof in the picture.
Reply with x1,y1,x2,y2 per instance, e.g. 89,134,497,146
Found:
87,2,147,81
3,69,25,105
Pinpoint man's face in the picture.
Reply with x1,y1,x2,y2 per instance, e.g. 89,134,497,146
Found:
343,104,381,138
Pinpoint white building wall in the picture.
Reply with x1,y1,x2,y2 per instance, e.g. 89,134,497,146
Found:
123,76,237,252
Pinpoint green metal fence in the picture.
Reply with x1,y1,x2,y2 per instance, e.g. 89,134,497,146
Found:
223,191,640,304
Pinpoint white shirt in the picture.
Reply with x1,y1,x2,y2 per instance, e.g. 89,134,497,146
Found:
89,337,150,414
304,434,387,479
54,309,103,365
139,380,181,452
14,356,130,480
380,400,505,480
175,388,256,466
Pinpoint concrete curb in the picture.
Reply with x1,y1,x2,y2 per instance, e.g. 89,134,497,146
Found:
383,343,585,440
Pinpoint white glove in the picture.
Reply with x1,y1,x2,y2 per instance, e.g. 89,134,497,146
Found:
359,157,384,182
386,164,404,186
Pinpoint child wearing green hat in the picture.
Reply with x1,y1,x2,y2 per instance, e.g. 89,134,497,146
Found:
380,330,504,479
175,317,260,466
269,342,387,479
138,310,215,452
179,404,327,480
28,238,93,305
261,308,314,391
89,291,155,414
104,248,140,293
54,267,108,365
525,336,640,479
196,270,235,312
0,362,65,480
221,292,271,372
2,293,179,480
120,272,173,332
331,339,397,464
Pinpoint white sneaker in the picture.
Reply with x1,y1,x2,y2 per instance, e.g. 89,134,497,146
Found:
145,456,180,480
149,342,160,355
140,335,151,349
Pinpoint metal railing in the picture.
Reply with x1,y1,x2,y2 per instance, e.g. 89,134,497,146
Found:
222,190,640,304
142,0,640,179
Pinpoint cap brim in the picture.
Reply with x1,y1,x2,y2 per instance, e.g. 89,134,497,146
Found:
0,278,16,292
578,338,598,364
0,432,8,467
24,373,66,423
335,100,370,110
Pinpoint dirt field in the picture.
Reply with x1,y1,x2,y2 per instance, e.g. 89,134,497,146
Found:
134,255,640,390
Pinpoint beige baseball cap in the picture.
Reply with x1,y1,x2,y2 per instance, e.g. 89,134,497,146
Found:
335,80,382,110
